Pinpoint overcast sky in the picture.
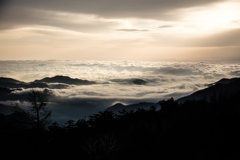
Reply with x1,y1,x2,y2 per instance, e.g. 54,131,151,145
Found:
0,0,240,61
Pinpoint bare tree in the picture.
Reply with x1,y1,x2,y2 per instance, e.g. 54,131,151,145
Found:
12,88,52,130
27,89,52,130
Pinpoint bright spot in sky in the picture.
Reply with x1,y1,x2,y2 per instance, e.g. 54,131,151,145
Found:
181,1,240,34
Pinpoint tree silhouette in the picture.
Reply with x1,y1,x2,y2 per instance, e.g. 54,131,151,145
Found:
27,88,52,130
12,88,52,130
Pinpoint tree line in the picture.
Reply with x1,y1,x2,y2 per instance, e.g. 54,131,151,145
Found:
1,89,240,160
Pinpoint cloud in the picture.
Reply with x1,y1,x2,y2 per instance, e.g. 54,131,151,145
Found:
116,29,148,32
1,0,224,18
229,71,240,76
153,67,203,76
189,28,240,47
158,25,174,28
2,60,240,124
0,7,119,32
0,0,226,31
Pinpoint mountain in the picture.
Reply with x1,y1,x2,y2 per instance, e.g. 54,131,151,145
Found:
0,76,96,89
34,75,96,85
132,79,147,85
176,77,240,103
109,78,147,85
107,77,240,112
106,102,160,113
0,77,48,88
0,77,25,88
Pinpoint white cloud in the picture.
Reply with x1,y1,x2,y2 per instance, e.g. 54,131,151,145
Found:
1,60,240,124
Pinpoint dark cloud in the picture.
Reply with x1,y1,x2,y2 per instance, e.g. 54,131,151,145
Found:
170,83,203,91
153,67,203,76
136,90,167,97
0,0,12,16
109,78,147,85
0,6,119,31
4,0,224,17
0,0,225,30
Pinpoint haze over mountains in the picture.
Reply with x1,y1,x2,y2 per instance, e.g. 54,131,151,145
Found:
0,60,240,125
1,75,240,124
106,77,240,113
0,75,153,123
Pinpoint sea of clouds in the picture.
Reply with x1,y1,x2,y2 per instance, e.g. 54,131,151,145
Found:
1,60,240,125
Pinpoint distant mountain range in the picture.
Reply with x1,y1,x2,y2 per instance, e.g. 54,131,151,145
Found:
0,77,48,88
0,75,96,89
107,77,240,112
1,76,240,117
106,102,160,113
34,75,96,85
0,76,147,89
109,78,147,85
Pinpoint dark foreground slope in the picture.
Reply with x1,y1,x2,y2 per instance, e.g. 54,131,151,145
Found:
1,77,240,160
1,90,240,160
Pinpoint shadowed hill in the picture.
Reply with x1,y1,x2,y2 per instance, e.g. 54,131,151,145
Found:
106,102,160,113
34,75,96,85
177,77,240,103
0,77,48,88
132,78,147,85
109,78,147,85
0,75,96,89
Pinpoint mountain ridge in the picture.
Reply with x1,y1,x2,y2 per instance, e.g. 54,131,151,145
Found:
0,75,96,89
106,77,240,112
34,75,96,85
176,77,240,103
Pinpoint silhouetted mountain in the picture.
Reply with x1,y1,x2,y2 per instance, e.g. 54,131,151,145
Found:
0,77,23,84
106,102,160,113
0,77,48,88
177,77,240,103
0,77,24,88
132,78,147,85
213,77,239,85
34,75,96,85
109,78,147,85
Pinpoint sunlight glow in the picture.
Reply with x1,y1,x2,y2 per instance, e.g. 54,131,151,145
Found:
182,1,240,34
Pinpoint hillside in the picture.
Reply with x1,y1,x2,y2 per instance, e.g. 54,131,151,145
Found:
176,77,240,103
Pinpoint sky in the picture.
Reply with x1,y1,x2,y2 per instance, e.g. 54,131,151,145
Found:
0,0,240,61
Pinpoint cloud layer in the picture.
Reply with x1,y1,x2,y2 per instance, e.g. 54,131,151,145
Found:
1,60,240,124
